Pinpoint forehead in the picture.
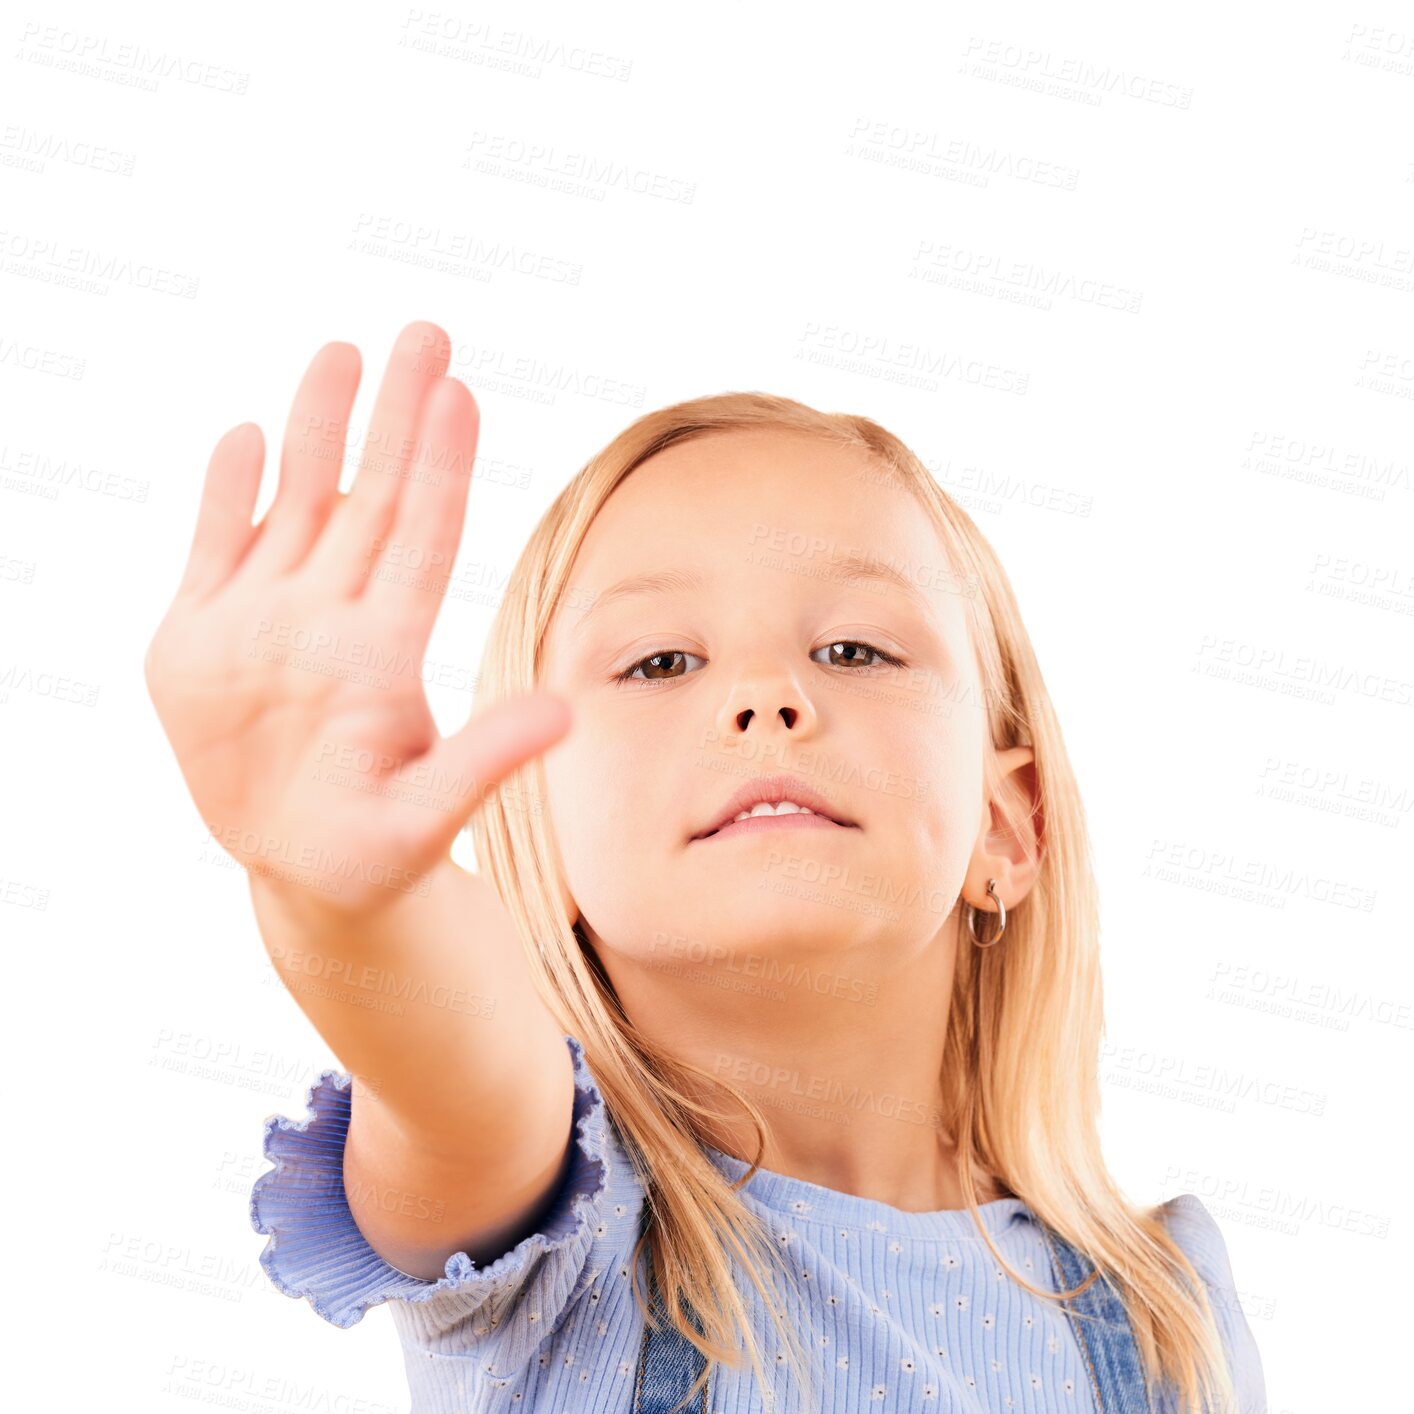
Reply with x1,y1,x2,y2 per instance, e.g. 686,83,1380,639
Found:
573,427,942,575
543,426,963,656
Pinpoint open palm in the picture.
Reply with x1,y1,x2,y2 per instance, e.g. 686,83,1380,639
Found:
145,320,569,916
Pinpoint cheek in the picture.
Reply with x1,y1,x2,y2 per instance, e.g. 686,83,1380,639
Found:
543,708,667,881
885,719,985,856
541,710,686,952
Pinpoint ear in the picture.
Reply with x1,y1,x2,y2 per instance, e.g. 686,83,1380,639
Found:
961,745,1043,918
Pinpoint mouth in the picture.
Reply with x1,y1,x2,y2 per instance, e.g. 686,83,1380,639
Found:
689,773,859,843
692,811,858,843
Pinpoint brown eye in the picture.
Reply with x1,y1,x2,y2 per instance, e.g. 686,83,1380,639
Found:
612,640,904,687
638,652,684,679
613,651,701,684
813,641,904,670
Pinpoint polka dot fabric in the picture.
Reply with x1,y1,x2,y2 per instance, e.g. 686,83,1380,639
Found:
252,1035,1266,1412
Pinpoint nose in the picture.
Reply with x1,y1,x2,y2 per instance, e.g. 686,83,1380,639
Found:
719,668,818,739
736,704,795,731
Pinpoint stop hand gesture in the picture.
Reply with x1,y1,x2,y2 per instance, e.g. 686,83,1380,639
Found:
144,321,571,917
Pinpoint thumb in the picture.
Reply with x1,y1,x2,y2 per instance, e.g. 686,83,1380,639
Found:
398,692,572,847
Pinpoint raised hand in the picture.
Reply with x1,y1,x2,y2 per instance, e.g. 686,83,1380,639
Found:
145,320,570,917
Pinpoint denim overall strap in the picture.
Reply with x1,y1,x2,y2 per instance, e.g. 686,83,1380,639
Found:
631,1268,712,1414
1038,1222,1154,1413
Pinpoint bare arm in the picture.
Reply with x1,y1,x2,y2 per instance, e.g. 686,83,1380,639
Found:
146,320,582,1284
251,859,578,1279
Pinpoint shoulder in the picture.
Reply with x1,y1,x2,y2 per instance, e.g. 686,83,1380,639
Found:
1156,1194,1268,1413
1157,1192,1237,1288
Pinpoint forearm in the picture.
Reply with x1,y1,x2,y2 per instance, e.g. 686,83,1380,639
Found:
248,856,561,1155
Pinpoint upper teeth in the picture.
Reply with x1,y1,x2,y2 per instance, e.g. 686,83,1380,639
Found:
732,800,816,823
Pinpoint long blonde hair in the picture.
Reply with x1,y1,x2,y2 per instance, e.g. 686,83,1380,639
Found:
466,392,1236,1414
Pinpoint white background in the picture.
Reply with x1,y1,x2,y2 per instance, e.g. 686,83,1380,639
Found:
5,2,1412,1409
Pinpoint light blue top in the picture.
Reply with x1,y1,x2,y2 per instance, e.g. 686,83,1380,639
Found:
251,1034,1267,1412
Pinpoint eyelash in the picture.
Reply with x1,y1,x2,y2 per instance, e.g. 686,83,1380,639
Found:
611,640,906,686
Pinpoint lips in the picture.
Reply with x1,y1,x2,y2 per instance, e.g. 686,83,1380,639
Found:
690,772,858,842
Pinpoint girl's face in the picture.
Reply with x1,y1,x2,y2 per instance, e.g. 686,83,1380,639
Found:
540,427,996,993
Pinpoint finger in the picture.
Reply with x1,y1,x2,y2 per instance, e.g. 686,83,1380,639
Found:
175,423,266,600
304,319,451,595
379,694,572,863
362,377,479,644
238,341,362,579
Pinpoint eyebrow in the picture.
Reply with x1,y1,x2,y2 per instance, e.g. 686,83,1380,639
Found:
577,552,932,628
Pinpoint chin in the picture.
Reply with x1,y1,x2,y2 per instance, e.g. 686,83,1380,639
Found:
701,898,856,943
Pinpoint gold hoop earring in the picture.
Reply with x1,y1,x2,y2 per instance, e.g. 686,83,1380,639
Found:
964,877,1007,948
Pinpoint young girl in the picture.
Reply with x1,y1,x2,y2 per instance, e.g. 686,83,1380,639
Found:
146,321,1266,1414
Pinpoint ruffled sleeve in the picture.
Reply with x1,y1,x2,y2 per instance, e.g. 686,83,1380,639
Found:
1158,1194,1268,1413
249,1033,645,1338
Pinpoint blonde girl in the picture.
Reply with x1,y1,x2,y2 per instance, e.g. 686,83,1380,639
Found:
145,320,1266,1413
